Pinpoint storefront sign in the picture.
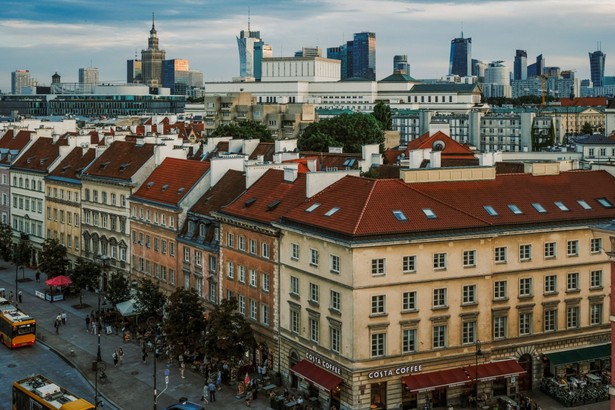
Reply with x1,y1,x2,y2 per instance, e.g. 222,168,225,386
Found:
305,352,342,375
368,364,423,379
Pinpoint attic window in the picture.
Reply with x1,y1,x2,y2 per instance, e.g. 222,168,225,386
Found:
146,182,155,189
161,184,169,192
26,156,35,164
267,200,281,211
177,187,185,195
596,197,614,208
393,210,408,221
119,163,131,171
305,203,321,213
39,156,49,165
324,207,340,217
507,204,523,215
343,158,356,167
554,201,569,211
532,203,547,213
483,205,498,216
244,198,257,207
577,200,592,210
99,160,111,169
422,208,437,219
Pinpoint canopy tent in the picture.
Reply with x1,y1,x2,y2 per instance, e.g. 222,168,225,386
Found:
45,275,72,287
116,299,138,317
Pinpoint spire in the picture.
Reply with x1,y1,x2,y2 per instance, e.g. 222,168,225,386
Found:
248,7,251,32
152,12,155,30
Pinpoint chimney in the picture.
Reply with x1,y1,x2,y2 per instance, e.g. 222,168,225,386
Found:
284,166,298,182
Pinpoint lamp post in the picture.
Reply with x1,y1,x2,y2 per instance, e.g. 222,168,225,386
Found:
474,340,482,410
94,255,110,409
147,316,158,410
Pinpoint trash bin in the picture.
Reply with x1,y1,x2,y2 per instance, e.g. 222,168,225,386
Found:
92,361,97,371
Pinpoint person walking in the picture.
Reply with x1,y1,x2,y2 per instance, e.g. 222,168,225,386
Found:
179,361,186,379
54,317,60,334
35,271,41,283
216,369,222,390
245,389,253,407
85,315,91,332
142,346,148,364
112,349,119,367
18,290,22,303
117,347,124,365
201,384,209,404
208,381,216,402
61,312,67,325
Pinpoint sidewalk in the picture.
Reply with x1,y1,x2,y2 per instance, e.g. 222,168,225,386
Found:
0,262,272,410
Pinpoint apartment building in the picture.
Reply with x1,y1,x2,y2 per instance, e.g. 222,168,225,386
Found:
0,129,35,225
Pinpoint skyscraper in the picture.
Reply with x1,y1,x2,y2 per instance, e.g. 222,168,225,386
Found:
11,70,31,94
393,55,410,75
589,48,606,87
327,32,376,80
514,49,527,80
527,54,545,78
78,67,99,85
449,34,472,77
127,59,142,84
141,13,166,87
236,14,271,82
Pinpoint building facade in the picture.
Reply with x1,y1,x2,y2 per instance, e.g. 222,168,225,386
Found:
141,15,166,87
449,35,472,77
589,49,606,88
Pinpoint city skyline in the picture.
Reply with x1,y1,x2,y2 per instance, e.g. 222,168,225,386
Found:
0,0,614,93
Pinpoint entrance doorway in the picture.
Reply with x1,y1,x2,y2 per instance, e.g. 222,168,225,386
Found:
518,354,533,391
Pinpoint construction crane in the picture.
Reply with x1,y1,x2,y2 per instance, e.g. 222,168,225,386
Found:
540,75,548,107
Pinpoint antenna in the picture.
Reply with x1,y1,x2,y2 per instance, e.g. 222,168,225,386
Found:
461,21,464,38
248,7,250,32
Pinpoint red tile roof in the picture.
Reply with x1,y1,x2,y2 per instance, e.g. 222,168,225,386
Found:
11,136,67,173
0,130,33,165
82,140,155,181
189,170,246,216
406,131,476,158
47,147,96,180
132,157,211,207
559,97,607,107
248,142,275,161
299,151,360,170
281,170,615,238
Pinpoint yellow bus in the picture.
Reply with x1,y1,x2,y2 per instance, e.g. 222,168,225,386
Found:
12,374,95,410
0,303,36,348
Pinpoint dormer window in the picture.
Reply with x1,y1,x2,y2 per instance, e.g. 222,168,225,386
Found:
244,198,256,207
161,184,169,192
146,181,154,189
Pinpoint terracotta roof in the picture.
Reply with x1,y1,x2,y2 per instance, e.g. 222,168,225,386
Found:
559,97,607,107
47,147,97,181
189,170,246,216
281,170,615,238
406,131,476,158
0,130,33,165
132,157,211,207
299,151,360,170
248,142,275,162
81,140,155,181
281,158,317,173
220,169,307,224
11,136,67,173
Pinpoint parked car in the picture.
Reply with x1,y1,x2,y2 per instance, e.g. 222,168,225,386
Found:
163,397,205,410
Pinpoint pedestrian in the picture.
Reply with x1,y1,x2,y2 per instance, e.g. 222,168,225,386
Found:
201,384,209,403
179,361,186,379
118,347,124,365
245,388,253,407
208,381,216,402
216,369,222,390
112,350,119,367
61,312,67,325
92,320,97,336
35,271,41,283
56,313,62,324
85,315,91,332
18,290,22,303
54,318,60,334
142,346,148,364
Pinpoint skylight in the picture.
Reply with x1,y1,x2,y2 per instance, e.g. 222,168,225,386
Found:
596,197,614,208
305,203,321,213
267,200,281,211
422,208,437,219
483,205,498,216
532,203,547,213
393,210,408,221
244,198,256,207
577,200,592,210
324,207,340,217
508,204,523,215
554,201,569,211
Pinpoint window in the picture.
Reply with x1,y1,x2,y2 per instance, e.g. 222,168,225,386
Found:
433,288,447,308
433,253,447,270
494,246,507,263
238,236,245,251
227,262,234,279
227,233,234,248
484,205,499,216
239,265,245,283
494,280,507,300
567,240,579,256
249,270,257,287
309,283,319,303
567,272,579,291
577,199,592,210
371,258,385,275
590,270,603,288
432,325,447,349
262,273,269,292
250,300,257,320
250,239,257,255
544,309,557,332
310,249,319,266
597,197,614,208
544,242,556,258
462,321,476,344
590,303,603,325
590,238,602,254
261,243,270,259
519,244,532,261
290,276,299,295
508,204,523,214
194,251,202,267
402,328,417,353
393,210,408,221
290,309,300,333
238,295,245,316
291,243,299,260
184,247,190,262
519,278,533,297
402,255,416,273
463,250,476,267
169,243,175,256
371,295,386,314
567,306,579,329
261,304,270,326
330,326,340,353
554,201,569,211
493,316,507,339
544,275,557,294
330,255,340,274
462,285,476,304
330,290,341,311
371,332,386,357
519,312,532,335
532,202,547,213
402,291,417,311
309,317,319,342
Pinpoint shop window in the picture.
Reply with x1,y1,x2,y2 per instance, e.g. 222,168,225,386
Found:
370,382,387,410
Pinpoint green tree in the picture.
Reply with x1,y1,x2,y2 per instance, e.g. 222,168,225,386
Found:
204,298,255,364
580,122,594,135
0,223,13,261
163,288,207,359
70,257,101,307
13,233,32,270
105,271,131,306
298,113,384,153
38,238,68,278
372,101,392,130
209,120,273,142
134,278,167,321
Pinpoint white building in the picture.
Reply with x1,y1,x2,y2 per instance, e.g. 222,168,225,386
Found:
261,57,340,82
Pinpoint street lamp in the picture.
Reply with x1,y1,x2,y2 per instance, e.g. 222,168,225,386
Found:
474,340,483,410
95,255,110,409
147,316,159,410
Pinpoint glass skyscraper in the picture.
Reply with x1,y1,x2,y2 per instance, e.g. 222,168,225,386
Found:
449,35,471,77
514,49,527,80
328,32,376,80
589,49,605,87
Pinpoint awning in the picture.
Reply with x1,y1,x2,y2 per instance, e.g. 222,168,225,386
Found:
545,343,611,366
290,360,342,391
116,299,138,317
464,359,526,382
403,368,470,393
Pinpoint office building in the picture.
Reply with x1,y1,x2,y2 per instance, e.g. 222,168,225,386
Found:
328,32,376,80
261,57,340,82
393,55,410,75
514,49,527,80
141,14,166,87
527,54,545,78
236,27,271,81
449,34,472,77
11,70,32,95
78,68,99,85
295,47,322,58
483,61,512,99
589,49,606,88
127,59,143,84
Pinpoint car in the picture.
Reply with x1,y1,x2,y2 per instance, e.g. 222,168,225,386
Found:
163,397,205,410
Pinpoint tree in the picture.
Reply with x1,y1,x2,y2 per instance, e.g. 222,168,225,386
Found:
209,120,273,142
0,223,13,261
134,278,167,321
38,238,68,278
70,258,101,307
162,288,207,359
580,122,594,135
13,233,32,270
204,298,255,365
372,101,392,130
105,271,131,306
298,113,384,153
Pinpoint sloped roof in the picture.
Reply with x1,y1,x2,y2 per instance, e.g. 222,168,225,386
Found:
406,131,476,157
572,133,615,145
47,147,97,181
189,169,246,217
379,72,417,82
299,151,361,170
81,140,155,181
132,157,211,207
11,136,67,173
249,142,275,162
280,170,615,238
0,129,33,165
559,97,607,107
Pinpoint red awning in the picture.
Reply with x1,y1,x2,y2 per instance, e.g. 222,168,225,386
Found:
290,360,343,391
464,359,526,381
403,368,470,393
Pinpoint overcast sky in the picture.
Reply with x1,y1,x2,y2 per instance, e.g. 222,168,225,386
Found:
1,0,614,92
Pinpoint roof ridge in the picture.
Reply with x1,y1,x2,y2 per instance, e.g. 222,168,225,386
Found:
351,178,378,235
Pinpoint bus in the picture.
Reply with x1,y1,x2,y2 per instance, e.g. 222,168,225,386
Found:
0,302,36,348
12,374,95,410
